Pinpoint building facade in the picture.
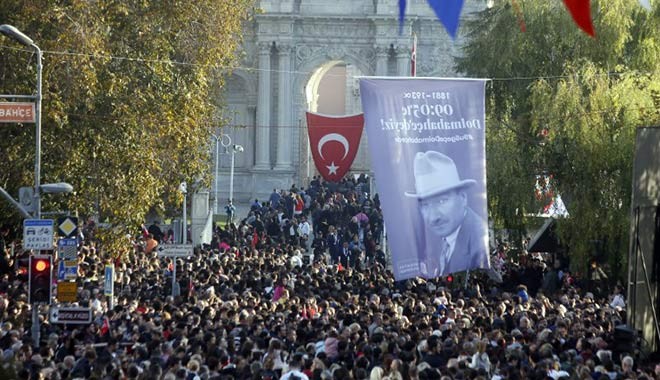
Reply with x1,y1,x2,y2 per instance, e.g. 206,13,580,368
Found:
214,0,484,205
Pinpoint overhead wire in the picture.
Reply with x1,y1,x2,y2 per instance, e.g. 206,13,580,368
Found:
57,105,656,130
1,45,657,132
0,44,654,82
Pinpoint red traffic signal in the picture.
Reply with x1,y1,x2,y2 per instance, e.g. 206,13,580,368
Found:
34,259,49,272
446,275,453,283
29,255,52,305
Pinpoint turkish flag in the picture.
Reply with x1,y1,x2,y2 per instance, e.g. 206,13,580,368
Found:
306,112,364,182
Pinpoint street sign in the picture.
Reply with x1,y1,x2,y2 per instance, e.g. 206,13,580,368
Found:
57,217,78,238
49,307,92,324
56,282,77,302
57,238,78,260
57,260,78,280
104,264,114,297
157,244,193,257
23,219,54,250
0,102,35,123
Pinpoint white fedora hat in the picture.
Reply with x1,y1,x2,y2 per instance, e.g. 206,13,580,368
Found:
404,151,476,199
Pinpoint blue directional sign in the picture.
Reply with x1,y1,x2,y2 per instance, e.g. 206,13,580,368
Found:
104,264,114,297
57,261,78,281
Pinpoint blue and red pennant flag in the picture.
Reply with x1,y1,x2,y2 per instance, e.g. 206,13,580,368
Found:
399,0,465,39
400,0,598,39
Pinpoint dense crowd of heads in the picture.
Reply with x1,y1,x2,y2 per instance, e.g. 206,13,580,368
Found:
0,175,657,379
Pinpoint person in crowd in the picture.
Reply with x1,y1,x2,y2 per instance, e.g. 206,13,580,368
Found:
225,199,237,224
144,233,159,254
148,220,164,243
280,352,309,380
270,189,282,208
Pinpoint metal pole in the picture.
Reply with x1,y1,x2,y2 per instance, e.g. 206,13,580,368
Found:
32,43,43,349
636,233,660,345
631,207,639,326
31,307,39,348
34,44,42,219
214,136,219,214
0,186,31,217
219,134,232,202
172,259,177,297
182,193,187,244
1,25,43,349
230,150,235,203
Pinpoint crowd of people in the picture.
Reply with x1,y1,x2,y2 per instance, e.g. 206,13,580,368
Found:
0,174,657,380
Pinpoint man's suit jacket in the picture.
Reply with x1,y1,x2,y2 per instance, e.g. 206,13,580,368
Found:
420,207,489,277
327,233,341,258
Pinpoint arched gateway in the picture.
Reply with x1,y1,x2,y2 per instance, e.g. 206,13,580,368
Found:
215,0,484,202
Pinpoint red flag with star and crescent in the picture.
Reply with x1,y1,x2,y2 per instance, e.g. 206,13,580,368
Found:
306,112,364,182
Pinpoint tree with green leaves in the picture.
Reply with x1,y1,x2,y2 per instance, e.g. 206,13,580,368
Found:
456,0,660,278
0,1,254,251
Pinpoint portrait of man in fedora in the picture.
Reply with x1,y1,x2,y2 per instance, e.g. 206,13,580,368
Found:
405,150,489,277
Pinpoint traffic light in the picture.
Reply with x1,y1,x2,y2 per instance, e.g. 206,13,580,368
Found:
29,255,52,304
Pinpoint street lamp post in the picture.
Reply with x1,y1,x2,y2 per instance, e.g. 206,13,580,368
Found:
1,26,78,349
0,25,42,219
210,134,220,215
229,144,244,203
211,133,231,214
1,24,44,349
178,182,187,244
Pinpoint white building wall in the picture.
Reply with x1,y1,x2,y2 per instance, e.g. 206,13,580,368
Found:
217,0,485,202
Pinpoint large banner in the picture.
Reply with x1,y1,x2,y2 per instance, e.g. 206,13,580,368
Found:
359,78,489,281
306,112,364,182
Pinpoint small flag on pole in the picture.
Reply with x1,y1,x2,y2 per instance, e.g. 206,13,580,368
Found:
411,33,417,77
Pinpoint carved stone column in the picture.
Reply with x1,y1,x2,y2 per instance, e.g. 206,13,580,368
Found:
255,42,272,169
395,46,411,76
375,45,389,76
275,43,293,170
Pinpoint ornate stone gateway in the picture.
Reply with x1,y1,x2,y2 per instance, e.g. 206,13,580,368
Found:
216,0,483,202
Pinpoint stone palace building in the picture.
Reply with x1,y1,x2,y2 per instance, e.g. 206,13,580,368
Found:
214,0,485,204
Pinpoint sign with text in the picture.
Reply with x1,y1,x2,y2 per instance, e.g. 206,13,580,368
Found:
359,78,490,281
23,219,54,250
0,102,35,123
57,260,78,280
57,238,78,260
157,244,193,257
49,307,92,324
56,282,77,302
